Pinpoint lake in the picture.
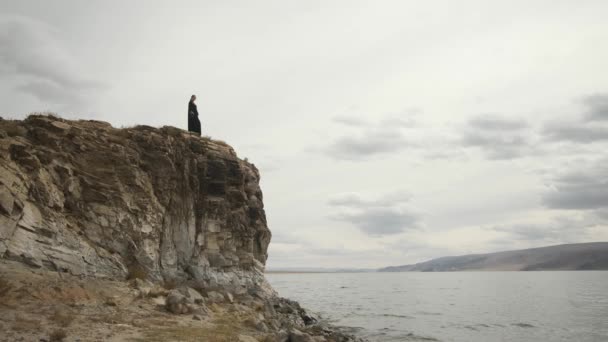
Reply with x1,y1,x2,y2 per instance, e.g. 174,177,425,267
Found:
266,272,608,342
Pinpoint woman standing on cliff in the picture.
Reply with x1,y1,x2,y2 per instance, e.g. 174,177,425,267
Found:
188,95,201,136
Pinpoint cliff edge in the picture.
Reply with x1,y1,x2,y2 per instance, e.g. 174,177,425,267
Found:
1,115,272,294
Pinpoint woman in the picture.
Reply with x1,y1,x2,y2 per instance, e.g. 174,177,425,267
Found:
188,95,201,135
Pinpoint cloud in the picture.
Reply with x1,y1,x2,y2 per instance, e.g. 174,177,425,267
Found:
0,15,106,106
270,230,301,244
328,191,411,207
542,159,608,211
541,94,608,144
324,115,416,160
328,191,420,236
542,123,608,143
492,218,583,242
325,127,409,160
467,116,527,131
490,213,606,250
582,94,608,122
331,115,368,127
461,115,532,159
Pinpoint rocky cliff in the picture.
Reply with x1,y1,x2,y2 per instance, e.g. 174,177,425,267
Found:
0,114,363,342
0,115,272,295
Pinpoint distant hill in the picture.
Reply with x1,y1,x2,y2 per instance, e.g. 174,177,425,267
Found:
378,242,608,272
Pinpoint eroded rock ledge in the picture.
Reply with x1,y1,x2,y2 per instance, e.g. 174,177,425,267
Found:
0,115,272,295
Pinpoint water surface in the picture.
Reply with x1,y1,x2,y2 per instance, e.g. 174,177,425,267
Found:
266,272,608,341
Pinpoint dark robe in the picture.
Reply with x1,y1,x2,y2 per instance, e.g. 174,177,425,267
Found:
188,101,201,135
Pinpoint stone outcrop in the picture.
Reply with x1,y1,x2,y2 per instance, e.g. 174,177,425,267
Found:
0,115,272,295
0,114,365,342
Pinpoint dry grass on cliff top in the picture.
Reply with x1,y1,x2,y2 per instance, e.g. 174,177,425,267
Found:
0,113,234,150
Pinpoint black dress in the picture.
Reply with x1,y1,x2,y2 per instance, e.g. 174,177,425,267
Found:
188,101,201,135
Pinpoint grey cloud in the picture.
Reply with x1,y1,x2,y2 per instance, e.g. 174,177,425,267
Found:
541,94,608,144
328,191,411,207
270,231,301,244
468,116,527,131
326,128,409,160
0,15,105,105
593,209,608,221
461,115,531,159
332,115,368,127
327,193,366,207
493,223,570,241
543,159,608,210
329,191,419,236
325,116,415,160
333,208,418,235
492,215,600,244
16,80,80,104
378,116,418,128
583,94,608,121
542,124,608,143
332,111,417,129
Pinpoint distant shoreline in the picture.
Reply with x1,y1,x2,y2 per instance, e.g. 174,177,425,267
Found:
267,270,608,274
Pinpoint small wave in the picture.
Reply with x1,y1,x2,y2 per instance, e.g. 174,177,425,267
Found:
512,322,536,328
463,323,491,331
379,313,415,319
334,325,366,335
399,332,441,341
416,311,443,316
367,330,440,342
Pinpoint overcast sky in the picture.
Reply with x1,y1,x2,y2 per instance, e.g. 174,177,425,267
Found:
1,1,607,269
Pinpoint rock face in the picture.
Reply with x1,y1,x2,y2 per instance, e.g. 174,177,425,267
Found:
0,115,272,294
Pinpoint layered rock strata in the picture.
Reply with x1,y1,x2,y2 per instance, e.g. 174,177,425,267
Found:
0,115,272,295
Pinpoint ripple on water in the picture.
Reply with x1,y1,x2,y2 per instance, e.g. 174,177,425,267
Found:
415,311,443,316
398,332,441,341
511,322,536,328
379,313,415,319
463,323,492,331
367,328,441,342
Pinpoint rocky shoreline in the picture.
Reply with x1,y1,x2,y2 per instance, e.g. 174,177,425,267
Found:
0,259,364,342
0,115,366,341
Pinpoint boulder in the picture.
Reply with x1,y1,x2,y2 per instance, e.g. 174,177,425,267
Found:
245,316,268,332
206,291,225,303
177,287,205,305
165,287,207,314
289,329,315,342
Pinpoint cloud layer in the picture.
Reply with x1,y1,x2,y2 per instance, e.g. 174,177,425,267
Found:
329,192,420,236
323,116,416,160
461,115,532,159
543,159,608,211
0,15,105,106
583,94,608,122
